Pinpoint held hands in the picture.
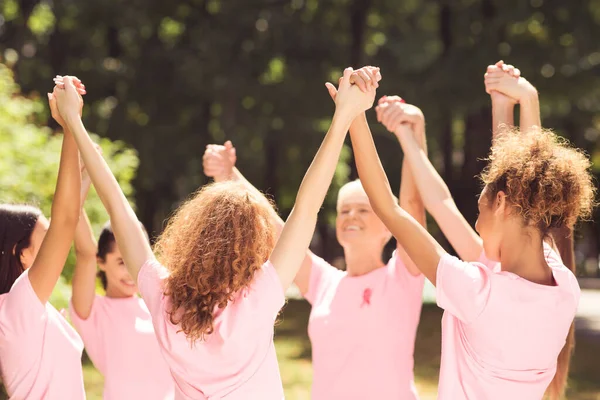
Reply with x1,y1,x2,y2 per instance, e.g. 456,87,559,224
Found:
484,60,537,104
203,140,237,181
52,75,86,124
375,96,426,150
325,66,381,118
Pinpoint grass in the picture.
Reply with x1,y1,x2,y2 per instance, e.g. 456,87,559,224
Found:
79,300,600,400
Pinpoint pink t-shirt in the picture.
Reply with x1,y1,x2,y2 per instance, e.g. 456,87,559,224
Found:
436,246,580,399
306,252,425,399
69,295,174,399
138,259,286,400
0,270,85,399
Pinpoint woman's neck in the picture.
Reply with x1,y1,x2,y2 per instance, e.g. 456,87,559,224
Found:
499,223,554,285
343,245,385,277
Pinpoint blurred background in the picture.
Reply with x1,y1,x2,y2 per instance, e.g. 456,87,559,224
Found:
1,0,599,398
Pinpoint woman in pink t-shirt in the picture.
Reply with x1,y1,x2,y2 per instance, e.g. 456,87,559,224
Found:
347,68,596,400
0,78,85,399
68,166,174,399
54,67,381,399
202,129,426,398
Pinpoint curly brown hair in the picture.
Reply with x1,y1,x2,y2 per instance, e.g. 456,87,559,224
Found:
154,181,277,343
481,129,595,232
482,128,596,399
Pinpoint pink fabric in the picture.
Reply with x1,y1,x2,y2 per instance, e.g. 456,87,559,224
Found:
138,259,285,400
306,252,424,399
69,295,174,399
0,270,85,399
436,247,579,399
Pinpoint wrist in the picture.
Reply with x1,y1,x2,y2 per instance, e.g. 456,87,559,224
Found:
519,89,539,107
64,113,82,128
214,169,234,182
333,107,359,125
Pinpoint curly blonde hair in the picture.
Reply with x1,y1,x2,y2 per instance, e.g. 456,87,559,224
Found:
481,128,596,399
481,129,595,232
154,181,277,343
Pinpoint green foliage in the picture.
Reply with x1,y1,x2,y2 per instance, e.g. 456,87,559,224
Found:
0,63,139,289
0,0,598,264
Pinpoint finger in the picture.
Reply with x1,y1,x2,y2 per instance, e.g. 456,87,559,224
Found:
495,60,504,67
325,82,337,100
382,107,401,128
350,72,369,92
484,77,501,85
375,103,389,122
378,96,388,105
385,95,404,104
381,104,402,127
364,68,378,88
62,76,76,92
513,68,521,77
387,108,408,131
340,67,353,89
373,67,382,83
224,140,233,150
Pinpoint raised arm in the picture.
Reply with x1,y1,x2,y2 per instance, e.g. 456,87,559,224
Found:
27,84,82,303
375,100,483,262
55,76,153,283
484,61,540,132
375,96,426,276
269,67,378,289
71,166,99,319
349,116,445,285
203,142,314,295
485,62,517,138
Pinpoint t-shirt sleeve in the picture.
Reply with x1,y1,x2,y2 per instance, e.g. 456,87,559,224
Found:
436,254,492,324
137,258,170,318
0,270,46,339
304,254,343,305
69,296,107,373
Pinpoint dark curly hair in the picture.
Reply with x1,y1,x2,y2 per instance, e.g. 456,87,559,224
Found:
482,129,595,233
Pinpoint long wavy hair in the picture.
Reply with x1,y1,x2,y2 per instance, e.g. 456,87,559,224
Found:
154,181,277,343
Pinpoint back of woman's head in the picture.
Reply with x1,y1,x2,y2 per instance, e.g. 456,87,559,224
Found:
0,204,42,294
482,129,596,399
481,129,595,234
154,181,277,342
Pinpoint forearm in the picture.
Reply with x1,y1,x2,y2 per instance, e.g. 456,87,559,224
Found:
50,130,81,226
519,90,541,132
65,115,153,279
397,131,453,217
269,109,352,289
492,99,515,139
349,114,401,216
74,209,98,257
71,212,98,319
294,110,352,216
349,116,444,283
